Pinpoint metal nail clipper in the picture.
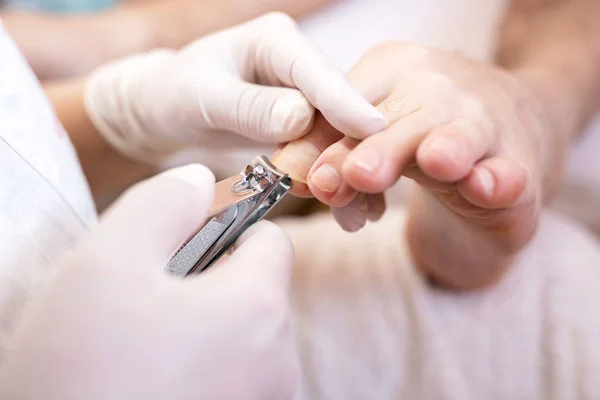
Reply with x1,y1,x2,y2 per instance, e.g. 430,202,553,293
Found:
166,155,291,277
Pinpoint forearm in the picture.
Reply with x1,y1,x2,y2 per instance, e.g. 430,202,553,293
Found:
44,80,153,198
1,9,156,80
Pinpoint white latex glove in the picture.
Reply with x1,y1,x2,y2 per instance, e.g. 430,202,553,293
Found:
84,12,385,164
0,164,299,400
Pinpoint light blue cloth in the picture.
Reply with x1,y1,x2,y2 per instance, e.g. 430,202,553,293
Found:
2,0,115,13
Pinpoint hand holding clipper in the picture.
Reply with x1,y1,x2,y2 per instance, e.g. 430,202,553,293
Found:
0,164,299,399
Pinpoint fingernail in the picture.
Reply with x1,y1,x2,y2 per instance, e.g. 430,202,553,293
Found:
476,167,495,196
310,164,342,193
163,164,215,187
350,148,383,174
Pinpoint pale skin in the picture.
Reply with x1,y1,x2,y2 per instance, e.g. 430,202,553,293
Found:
273,0,600,290
1,0,335,80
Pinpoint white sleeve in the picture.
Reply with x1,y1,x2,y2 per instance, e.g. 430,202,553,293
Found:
276,208,600,400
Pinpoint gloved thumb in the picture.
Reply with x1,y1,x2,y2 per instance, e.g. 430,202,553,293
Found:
78,164,215,275
207,79,316,143
213,221,295,291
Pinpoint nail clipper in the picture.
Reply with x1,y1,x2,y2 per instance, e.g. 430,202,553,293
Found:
166,155,291,277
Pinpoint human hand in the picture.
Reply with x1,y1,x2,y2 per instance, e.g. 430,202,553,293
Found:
274,42,562,287
0,165,299,399
84,12,384,164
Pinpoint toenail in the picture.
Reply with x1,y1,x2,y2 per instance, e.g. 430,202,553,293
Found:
349,148,382,174
476,167,495,197
427,137,461,166
310,164,342,193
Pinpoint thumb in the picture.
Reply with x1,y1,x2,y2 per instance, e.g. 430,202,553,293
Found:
77,164,215,274
206,221,295,292
207,79,316,143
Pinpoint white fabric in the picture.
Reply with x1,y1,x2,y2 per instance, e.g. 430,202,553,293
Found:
0,22,96,352
279,209,600,400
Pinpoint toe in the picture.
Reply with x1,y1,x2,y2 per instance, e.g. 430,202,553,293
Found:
457,156,530,209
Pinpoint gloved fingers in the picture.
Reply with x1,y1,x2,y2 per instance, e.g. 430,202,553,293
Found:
245,12,386,140
82,164,215,275
202,79,316,143
208,221,295,293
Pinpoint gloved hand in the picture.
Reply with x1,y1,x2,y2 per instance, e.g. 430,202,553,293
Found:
0,165,299,400
84,12,385,164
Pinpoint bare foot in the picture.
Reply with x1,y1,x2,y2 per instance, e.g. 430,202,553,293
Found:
275,42,564,289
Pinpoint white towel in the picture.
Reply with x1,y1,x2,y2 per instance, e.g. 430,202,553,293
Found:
278,209,600,400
